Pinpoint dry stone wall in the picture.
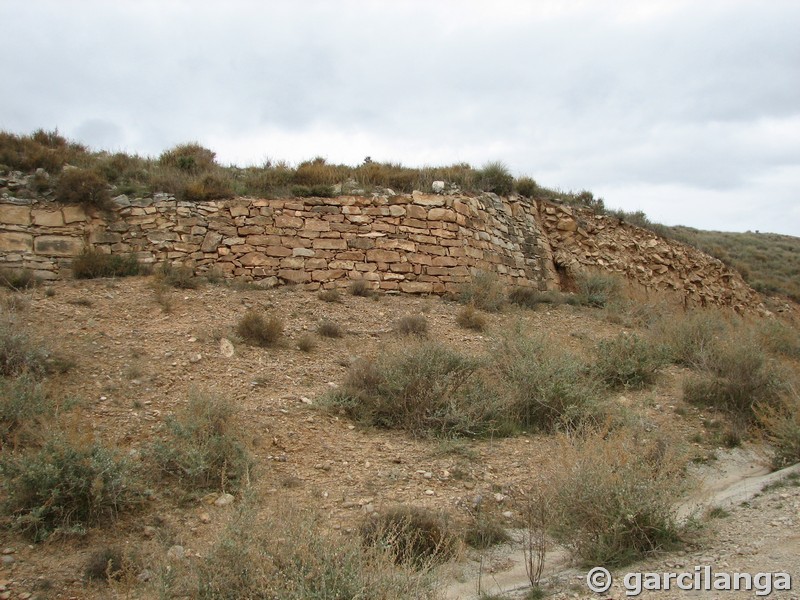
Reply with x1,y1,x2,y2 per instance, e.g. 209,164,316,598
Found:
0,188,759,310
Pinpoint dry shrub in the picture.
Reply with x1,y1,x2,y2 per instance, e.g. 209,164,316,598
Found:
683,336,787,424
0,375,53,448
173,502,438,599
317,319,343,338
158,142,217,174
0,129,87,172
72,249,142,279
456,304,486,331
457,271,506,313
758,318,800,359
84,546,135,582
0,268,38,290
547,428,687,567
0,432,142,541
0,321,51,378
297,334,316,353
463,509,510,549
592,333,666,390
325,341,506,438
576,272,621,308
183,172,235,201
292,157,347,186
655,310,728,368
757,385,800,469
149,391,252,494
348,278,375,297
156,262,200,289
318,288,342,303
55,168,111,210
236,310,283,347
492,332,605,433
395,314,428,336
362,505,459,567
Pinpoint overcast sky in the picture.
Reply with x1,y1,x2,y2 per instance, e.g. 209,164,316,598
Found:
2,0,799,236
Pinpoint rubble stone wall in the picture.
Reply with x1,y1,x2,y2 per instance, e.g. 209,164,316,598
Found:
0,191,758,309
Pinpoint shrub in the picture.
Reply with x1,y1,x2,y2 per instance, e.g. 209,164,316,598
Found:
757,387,800,469
236,310,283,347
492,333,604,433
514,176,539,198
361,505,458,567
318,288,342,303
464,511,511,549
348,279,374,297
158,143,217,174
0,268,38,290
325,341,506,438
0,375,52,448
178,503,437,599
592,333,665,390
85,546,129,582
297,334,316,353
758,319,800,359
456,304,486,331
577,273,621,308
457,271,506,313
0,434,141,541
477,161,514,196
156,262,200,289
656,310,728,368
183,173,235,201
0,321,51,378
548,428,686,567
55,168,111,210
149,391,252,494
317,319,343,338
291,183,335,198
395,315,428,336
507,287,571,308
683,337,786,424
0,129,87,172
72,249,142,279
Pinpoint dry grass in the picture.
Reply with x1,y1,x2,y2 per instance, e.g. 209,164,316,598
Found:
457,271,506,313
455,304,486,331
236,310,283,347
395,314,428,336
317,319,343,338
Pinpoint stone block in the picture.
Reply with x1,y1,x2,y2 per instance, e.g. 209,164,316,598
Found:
275,215,303,228
278,269,310,283
239,252,277,267
313,238,348,250
366,249,401,263
427,208,457,222
0,232,33,252
33,235,83,256
265,246,292,257
400,281,434,293
229,204,250,217
91,231,123,244
31,210,64,227
304,219,330,232
0,205,31,225
201,231,223,252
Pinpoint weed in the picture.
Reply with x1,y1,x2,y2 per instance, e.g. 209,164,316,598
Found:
158,143,217,174
756,386,800,469
0,433,141,541
464,511,510,549
156,262,200,289
706,507,730,519
72,249,142,279
0,375,52,448
476,161,514,196
515,176,539,198
576,273,621,308
0,321,51,378
456,304,487,331
396,314,428,336
656,310,728,368
458,271,506,313
84,546,128,582
236,311,283,347
149,391,252,494
362,505,459,567
317,319,343,338
183,172,235,202
758,319,800,359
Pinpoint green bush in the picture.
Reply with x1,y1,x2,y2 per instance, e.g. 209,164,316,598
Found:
683,337,786,424
457,271,506,313
325,341,505,438
149,391,252,494
72,249,142,279
0,434,141,541
577,273,621,308
514,176,539,198
492,333,604,432
592,333,665,390
0,321,51,378
549,428,686,567
158,143,217,174
55,168,111,210
477,161,514,196
0,375,52,447
236,310,283,347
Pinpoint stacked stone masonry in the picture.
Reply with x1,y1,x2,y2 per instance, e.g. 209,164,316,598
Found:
0,191,758,310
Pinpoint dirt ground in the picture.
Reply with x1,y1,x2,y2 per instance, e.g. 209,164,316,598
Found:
0,277,797,600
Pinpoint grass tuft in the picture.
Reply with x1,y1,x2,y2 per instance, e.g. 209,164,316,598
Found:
236,311,283,347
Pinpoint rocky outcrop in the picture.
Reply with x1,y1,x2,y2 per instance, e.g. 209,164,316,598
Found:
0,183,760,310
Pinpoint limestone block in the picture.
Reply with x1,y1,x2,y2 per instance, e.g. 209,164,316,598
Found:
400,281,434,293
31,210,64,227
239,252,278,267
265,246,292,257
427,208,457,222
279,257,305,269
229,205,250,217
313,238,348,250
0,205,31,225
366,249,401,263
33,235,83,256
275,215,303,228
0,231,34,252
91,231,123,244
278,269,310,283
304,219,330,232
